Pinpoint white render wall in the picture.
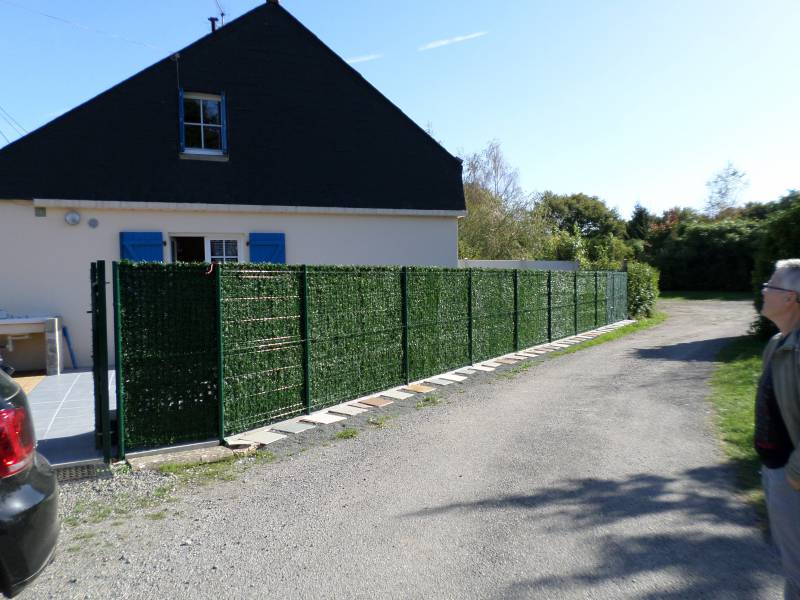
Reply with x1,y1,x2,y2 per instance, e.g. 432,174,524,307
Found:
0,200,459,369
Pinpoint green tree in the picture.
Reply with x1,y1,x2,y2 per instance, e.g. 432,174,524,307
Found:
627,203,653,240
458,141,555,259
538,191,626,238
705,162,748,218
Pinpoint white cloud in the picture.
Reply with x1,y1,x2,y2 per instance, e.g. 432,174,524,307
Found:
345,53,383,65
418,31,487,52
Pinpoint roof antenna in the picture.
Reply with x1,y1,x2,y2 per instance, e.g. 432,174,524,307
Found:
214,0,226,25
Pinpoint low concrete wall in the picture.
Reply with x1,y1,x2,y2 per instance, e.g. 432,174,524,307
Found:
459,260,579,271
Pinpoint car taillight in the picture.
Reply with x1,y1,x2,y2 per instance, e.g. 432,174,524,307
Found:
0,406,35,478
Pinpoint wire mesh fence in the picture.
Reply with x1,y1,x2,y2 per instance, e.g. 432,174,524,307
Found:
111,263,628,456
114,263,219,453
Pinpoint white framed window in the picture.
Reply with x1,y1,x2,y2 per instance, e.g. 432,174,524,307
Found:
206,238,241,263
169,234,243,263
180,92,227,155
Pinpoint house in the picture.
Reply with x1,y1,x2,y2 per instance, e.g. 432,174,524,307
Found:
0,0,466,371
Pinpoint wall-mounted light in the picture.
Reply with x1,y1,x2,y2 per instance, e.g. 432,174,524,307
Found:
64,210,81,226
88,218,99,229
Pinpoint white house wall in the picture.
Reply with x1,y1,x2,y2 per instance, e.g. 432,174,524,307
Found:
0,200,459,369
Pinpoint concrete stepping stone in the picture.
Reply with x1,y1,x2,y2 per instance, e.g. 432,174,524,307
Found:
355,397,393,407
425,377,454,386
227,429,286,446
301,413,347,425
328,405,368,416
455,368,476,375
381,389,414,400
271,422,316,434
470,364,495,372
496,358,519,365
403,383,436,393
482,360,502,367
510,354,531,360
438,373,467,382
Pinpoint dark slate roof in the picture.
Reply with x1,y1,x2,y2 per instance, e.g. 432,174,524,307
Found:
0,2,464,212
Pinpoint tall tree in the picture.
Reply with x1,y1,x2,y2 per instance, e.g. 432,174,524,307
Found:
537,191,626,238
705,162,748,218
627,203,653,240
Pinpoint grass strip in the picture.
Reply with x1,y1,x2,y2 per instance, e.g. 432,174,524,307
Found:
707,335,765,517
660,291,753,301
498,312,668,379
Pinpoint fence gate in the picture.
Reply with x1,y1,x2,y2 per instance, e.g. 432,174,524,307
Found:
90,260,112,462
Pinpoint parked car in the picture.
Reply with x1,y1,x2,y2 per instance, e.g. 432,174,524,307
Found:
0,370,59,598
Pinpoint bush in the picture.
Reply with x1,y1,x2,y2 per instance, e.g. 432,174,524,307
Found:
751,192,800,338
627,261,660,318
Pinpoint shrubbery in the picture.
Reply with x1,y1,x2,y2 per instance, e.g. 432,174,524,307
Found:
751,194,800,337
627,261,660,318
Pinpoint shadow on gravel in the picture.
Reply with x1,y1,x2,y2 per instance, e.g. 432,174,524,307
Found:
405,465,780,599
635,337,742,362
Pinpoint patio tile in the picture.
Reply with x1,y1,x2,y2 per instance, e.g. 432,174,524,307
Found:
380,390,414,400
328,405,368,416
355,397,393,407
270,422,316,434
403,383,436,393
227,430,286,446
425,377,454,386
437,373,467,382
470,364,495,372
495,358,519,365
300,413,347,425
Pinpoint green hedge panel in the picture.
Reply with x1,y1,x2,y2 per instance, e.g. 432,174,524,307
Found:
518,271,549,347
307,267,404,411
220,264,304,435
407,268,470,380
550,271,576,340
117,263,219,450
472,270,515,362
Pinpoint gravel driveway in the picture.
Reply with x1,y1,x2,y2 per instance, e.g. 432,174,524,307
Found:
28,299,783,599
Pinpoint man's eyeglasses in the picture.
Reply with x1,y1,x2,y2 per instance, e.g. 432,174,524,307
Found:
762,282,798,294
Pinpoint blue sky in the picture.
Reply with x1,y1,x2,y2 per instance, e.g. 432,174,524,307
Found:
1,0,797,218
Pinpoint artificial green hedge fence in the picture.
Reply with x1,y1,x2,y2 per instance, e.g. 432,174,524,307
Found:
113,263,628,453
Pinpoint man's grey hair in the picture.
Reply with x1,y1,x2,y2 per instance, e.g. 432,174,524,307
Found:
774,259,800,293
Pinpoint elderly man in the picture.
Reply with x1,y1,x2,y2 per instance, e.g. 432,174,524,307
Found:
758,259,800,599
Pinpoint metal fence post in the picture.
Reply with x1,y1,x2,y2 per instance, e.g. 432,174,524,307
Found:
216,265,225,443
547,271,552,342
573,272,578,335
401,267,410,384
513,269,520,351
594,271,599,328
112,262,125,461
467,269,474,365
94,261,111,463
300,265,312,414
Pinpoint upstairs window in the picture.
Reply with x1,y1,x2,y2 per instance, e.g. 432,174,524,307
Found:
179,91,227,156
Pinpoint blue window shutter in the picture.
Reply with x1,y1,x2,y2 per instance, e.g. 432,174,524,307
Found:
249,233,285,264
120,232,164,262
178,88,185,152
220,92,228,155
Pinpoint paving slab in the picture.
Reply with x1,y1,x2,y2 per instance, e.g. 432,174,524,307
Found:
227,430,286,446
403,383,436,393
496,358,519,365
482,360,502,367
454,368,476,375
328,405,368,416
425,377,454,386
354,396,393,407
380,389,414,400
128,445,234,472
301,413,347,425
470,364,495,372
437,373,467,382
270,422,317,434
